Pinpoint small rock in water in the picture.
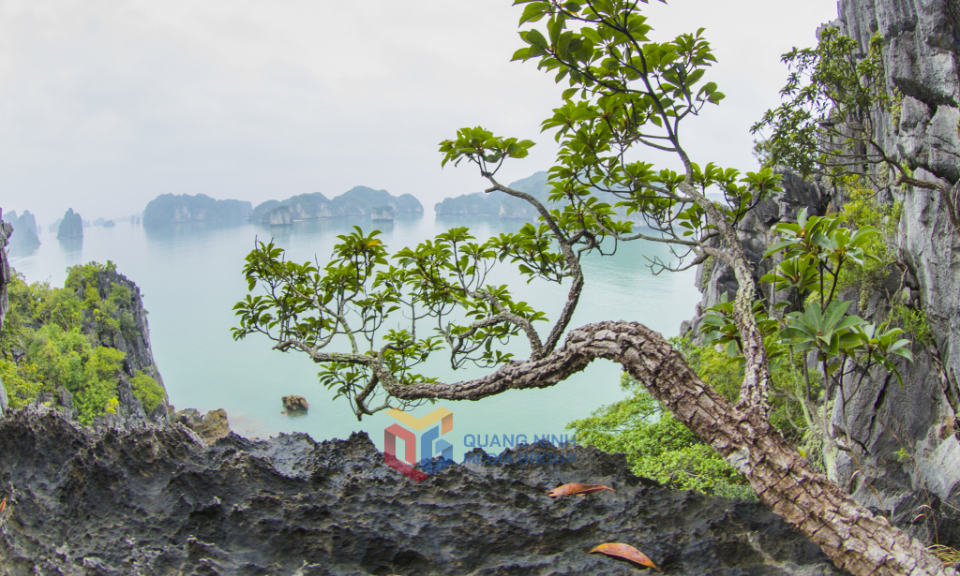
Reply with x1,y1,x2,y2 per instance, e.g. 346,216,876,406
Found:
282,395,309,412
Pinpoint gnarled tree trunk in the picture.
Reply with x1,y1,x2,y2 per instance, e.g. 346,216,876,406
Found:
389,321,954,576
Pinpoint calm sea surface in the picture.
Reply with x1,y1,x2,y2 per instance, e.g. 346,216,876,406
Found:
9,214,700,460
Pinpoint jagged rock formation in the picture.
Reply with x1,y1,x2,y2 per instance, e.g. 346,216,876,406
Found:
6,211,40,251
685,0,960,546
0,210,11,415
174,408,230,443
250,186,423,224
827,0,960,531
143,194,253,228
73,265,166,387
56,208,83,239
0,409,844,576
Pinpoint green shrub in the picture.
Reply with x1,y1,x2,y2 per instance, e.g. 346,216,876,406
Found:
130,372,165,412
568,374,755,499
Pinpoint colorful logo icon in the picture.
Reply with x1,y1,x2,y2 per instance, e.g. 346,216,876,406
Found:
384,407,453,481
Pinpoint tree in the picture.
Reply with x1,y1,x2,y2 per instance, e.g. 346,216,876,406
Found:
232,2,951,574
752,27,960,231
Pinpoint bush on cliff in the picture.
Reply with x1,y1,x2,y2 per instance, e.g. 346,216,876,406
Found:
0,263,162,423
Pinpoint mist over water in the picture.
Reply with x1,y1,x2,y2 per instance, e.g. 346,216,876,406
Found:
9,215,700,461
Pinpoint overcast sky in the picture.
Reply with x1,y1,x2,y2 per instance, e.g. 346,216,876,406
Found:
0,0,840,225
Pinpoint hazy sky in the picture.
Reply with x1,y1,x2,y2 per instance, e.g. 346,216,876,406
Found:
0,0,840,226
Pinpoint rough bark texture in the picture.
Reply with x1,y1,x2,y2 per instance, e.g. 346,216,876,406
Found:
0,408,847,576
390,321,952,575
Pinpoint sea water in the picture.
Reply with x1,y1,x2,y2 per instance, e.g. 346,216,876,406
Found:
9,214,700,462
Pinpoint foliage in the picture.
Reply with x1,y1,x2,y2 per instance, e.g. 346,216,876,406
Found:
0,263,158,424
130,372,165,412
568,374,754,500
752,28,890,181
753,25,960,231
700,206,914,461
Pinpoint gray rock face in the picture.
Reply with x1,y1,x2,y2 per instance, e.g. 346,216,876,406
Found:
810,0,960,531
0,210,11,415
686,0,960,543
370,205,394,221
0,409,844,575
56,208,83,239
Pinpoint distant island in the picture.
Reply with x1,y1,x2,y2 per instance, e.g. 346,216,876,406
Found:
249,186,423,225
435,171,646,222
57,209,83,239
435,172,550,219
143,194,253,228
6,210,41,249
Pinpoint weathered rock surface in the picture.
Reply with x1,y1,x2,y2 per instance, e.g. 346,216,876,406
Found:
821,0,960,532
0,210,11,415
175,407,231,443
282,395,309,412
684,0,960,546
370,205,394,221
0,409,844,576
57,208,83,239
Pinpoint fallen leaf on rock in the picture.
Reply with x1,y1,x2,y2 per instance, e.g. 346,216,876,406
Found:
548,483,615,497
589,543,662,572
0,498,6,514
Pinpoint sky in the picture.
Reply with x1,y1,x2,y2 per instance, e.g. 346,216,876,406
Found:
0,0,841,226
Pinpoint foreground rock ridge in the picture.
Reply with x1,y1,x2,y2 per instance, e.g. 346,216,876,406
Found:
0,409,842,576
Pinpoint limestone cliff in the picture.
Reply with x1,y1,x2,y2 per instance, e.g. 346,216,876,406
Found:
827,0,960,527
685,0,960,542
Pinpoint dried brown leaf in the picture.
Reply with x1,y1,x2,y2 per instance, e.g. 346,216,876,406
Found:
547,482,615,497
589,543,662,572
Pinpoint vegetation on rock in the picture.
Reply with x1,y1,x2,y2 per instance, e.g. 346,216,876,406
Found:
0,262,164,424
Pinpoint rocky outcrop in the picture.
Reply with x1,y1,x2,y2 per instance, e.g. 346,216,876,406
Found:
817,0,960,528
0,409,844,575
143,194,253,228
435,172,550,219
282,395,309,412
0,210,11,415
74,266,165,387
175,408,230,443
266,205,294,226
250,186,423,224
683,0,960,545
56,208,83,239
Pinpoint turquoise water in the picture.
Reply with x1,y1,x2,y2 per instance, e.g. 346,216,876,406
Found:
9,215,700,461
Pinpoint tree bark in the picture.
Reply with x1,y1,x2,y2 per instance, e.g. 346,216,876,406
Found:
386,321,954,576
